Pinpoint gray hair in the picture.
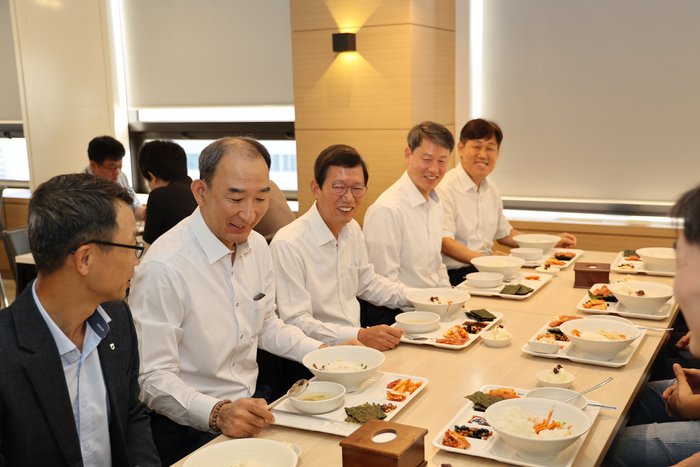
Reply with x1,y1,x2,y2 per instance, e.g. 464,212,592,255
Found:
28,173,134,276
407,121,455,153
199,137,272,187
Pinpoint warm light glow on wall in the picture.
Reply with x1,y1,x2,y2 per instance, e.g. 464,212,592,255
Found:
338,51,360,63
325,0,378,30
470,0,483,119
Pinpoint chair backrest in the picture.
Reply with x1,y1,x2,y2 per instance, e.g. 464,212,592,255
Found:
2,227,30,282
0,186,6,233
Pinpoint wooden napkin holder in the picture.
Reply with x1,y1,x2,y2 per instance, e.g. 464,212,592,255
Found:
340,419,428,467
574,262,611,288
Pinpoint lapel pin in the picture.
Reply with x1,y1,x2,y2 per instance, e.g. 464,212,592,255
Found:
110,343,115,350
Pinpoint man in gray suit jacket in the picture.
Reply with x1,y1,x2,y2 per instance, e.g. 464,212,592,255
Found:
0,174,160,466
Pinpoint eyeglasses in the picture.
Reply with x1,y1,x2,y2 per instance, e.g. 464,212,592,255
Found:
98,162,123,173
323,183,368,198
70,240,145,259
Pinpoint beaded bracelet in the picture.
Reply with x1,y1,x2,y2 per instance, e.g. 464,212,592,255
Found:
211,399,232,433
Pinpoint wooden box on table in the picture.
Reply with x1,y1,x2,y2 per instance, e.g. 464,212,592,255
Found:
574,262,611,288
340,419,428,467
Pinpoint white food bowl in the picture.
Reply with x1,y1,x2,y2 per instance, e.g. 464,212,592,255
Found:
394,311,440,334
484,398,591,462
525,387,587,410
183,439,298,467
608,281,674,314
302,346,385,391
406,288,470,321
536,369,575,389
510,248,544,261
535,265,560,277
470,256,525,280
636,247,677,273
466,272,504,288
559,318,640,361
513,234,560,255
481,329,513,348
289,381,345,414
527,339,561,354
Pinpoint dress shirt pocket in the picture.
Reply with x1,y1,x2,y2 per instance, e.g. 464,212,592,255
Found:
252,295,267,336
342,265,360,300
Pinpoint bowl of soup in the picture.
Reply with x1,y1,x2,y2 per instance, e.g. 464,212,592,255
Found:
394,311,440,334
289,381,346,414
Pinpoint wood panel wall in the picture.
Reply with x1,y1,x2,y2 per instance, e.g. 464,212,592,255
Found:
290,0,456,224
0,196,29,278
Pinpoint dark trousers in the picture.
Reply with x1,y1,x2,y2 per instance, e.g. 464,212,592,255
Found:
448,265,478,286
256,349,313,402
359,299,402,327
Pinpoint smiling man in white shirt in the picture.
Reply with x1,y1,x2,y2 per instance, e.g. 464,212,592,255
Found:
130,137,359,466
437,119,577,285
271,144,412,351
363,121,453,325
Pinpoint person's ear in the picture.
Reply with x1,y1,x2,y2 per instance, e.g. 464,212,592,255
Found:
191,179,207,206
310,179,321,199
404,147,412,164
72,244,92,278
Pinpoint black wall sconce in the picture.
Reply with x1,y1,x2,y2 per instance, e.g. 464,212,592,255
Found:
332,33,356,52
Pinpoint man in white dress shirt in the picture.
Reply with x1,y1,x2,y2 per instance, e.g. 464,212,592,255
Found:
84,135,146,220
130,137,359,465
436,119,577,285
271,144,411,351
363,121,453,325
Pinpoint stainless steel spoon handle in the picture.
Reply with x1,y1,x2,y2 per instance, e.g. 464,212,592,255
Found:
636,326,673,331
563,376,613,403
268,395,288,410
587,403,617,410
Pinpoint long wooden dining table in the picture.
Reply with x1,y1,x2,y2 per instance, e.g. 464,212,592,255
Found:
173,251,678,467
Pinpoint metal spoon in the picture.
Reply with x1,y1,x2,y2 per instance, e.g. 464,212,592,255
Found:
563,377,613,403
268,379,309,410
636,326,673,332
404,334,435,341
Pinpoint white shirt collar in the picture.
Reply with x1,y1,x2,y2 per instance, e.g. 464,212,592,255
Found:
307,202,339,247
189,207,249,264
399,171,440,208
455,162,490,193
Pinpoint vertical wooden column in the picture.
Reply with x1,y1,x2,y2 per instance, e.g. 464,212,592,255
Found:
290,0,455,223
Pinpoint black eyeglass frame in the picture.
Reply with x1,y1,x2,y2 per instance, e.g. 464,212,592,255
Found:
322,183,368,198
70,240,145,259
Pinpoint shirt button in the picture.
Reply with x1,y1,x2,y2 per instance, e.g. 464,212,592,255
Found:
83,442,90,450
81,400,87,408
240,334,243,339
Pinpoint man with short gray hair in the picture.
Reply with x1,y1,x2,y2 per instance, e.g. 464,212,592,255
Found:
130,137,360,465
362,122,453,324
0,173,159,466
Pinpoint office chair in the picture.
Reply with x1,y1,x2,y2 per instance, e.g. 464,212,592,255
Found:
2,226,30,304
0,186,7,307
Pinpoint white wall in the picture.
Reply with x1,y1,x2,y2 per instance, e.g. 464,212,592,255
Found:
122,0,295,108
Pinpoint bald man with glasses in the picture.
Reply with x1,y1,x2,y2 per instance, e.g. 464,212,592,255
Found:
271,144,414,351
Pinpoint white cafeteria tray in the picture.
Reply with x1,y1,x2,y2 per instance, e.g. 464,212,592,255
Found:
432,384,600,467
576,283,675,321
518,248,584,269
396,310,504,349
271,371,428,437
610,251,676,277
521,316,647,368
456,273,552,300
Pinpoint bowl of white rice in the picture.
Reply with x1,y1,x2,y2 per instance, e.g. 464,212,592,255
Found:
470,255,525,280
302,346,385,391
484,398,591,462
636,247,676,273
608,281,674,314
559,317,640,361
513,234,561,255
183,439,298,467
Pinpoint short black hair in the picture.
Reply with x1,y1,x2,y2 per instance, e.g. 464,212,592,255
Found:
459,119,503,147
407,121,455,153
314,144,369,188
28,173,133,276
138,140,188,182
199,137,271,187
87,136,126,164
672,184,700,246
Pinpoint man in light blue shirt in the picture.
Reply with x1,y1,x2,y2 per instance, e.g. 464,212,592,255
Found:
0,173,159,466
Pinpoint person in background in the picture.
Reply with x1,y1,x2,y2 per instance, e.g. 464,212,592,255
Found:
130,137,360,466
437,119,577,286
137,140,198,246
271,144,411,351
85,135,146,220
253,180,296,241
610,184,700,467
0,173,159,466
362,121,453,325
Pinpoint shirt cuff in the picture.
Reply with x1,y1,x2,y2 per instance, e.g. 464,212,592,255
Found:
189,392,222,432
401,288,420,307
337,326,361,344
299,336,326,356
